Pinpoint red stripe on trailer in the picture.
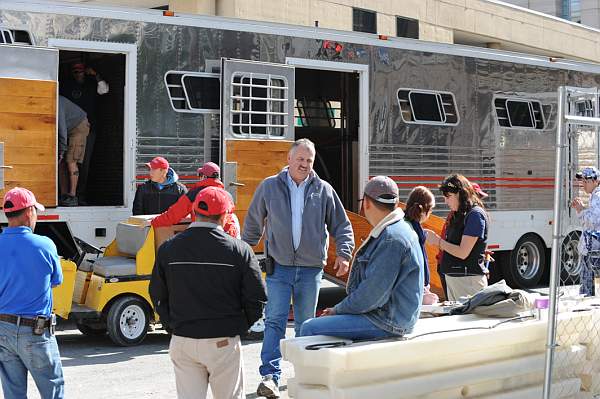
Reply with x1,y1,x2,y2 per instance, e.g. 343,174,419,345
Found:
38,215,59,221
487,244,500,249
381,175,555,182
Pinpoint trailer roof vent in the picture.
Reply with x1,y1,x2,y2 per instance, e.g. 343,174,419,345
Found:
164,71,220,113
0,28,34,45
397,89,459,126
494,97,545,130
230,72,289,137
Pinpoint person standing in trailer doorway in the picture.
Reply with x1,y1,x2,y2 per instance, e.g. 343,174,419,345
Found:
243,138,355,398
60,62,109,205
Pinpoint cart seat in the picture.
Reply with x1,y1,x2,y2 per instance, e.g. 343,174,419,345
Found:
92,223,151,277
92,256,137,277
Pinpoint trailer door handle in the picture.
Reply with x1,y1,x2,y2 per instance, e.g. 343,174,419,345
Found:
0,165,12,169
229,181,245,187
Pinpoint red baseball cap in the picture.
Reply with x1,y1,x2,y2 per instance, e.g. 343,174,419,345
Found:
145,157,169,170
193,186,233,216
471,183,488,199
3,187,45,213
72,63,85,72
197,162,220,178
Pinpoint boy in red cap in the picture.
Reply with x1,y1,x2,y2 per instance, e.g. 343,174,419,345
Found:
150,161,240,238
150,186,266,399
132,156,187,215
0,188,64,398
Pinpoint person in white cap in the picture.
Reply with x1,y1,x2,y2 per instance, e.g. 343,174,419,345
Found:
0,187,64,399
299,176,424,340
572,167,600,296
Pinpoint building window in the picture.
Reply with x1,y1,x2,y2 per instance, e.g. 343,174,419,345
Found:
353,8,377,34
494,97,545,129
164,71,220,113
397,89,459,126
396,16,419,39
230,72,288,137
0,28,34,45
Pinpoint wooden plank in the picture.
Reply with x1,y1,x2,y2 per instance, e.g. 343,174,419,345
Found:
226,139,293,151
0,95,56,115
3,164,56,180
0,130,55,147
0,112,56,132
5,147,55,165
0,181,56,208
0,78,56,98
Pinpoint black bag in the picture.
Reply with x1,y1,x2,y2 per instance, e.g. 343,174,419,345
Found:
259,241,275,275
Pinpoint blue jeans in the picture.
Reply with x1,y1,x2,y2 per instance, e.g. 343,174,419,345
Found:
579,255,600,296
0,320,64,399
259,263,323,383
299,314,396,340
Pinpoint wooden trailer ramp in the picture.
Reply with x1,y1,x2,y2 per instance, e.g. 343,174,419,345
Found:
0,77,57,207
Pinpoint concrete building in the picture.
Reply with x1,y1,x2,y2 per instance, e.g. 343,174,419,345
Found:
51,0,600,62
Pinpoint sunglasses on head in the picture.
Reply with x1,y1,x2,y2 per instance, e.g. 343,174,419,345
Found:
440,181,459,197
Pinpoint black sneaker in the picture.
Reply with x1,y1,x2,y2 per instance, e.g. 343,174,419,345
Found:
60,195,78,207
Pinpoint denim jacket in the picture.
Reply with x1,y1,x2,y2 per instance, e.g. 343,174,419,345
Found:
334,209,424,335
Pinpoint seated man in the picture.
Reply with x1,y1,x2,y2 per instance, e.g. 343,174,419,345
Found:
132,156,187,215
299,176,424,340
150,162,240,238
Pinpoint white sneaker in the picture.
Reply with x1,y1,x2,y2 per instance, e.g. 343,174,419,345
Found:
257,374,280,398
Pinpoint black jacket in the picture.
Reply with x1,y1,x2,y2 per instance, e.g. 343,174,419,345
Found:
132,180,187,215
149,222,267,339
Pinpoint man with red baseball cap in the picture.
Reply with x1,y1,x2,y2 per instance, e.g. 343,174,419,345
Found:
132,156,187,215
0,188,64,398
150,161,240,238
150,186,266,399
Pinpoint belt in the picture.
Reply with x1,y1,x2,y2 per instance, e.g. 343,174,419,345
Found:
0,314,51,328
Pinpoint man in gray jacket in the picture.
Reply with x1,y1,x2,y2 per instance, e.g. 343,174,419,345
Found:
243,138,354,398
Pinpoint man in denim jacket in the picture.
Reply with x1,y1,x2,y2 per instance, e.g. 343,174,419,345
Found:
300,176,424,339
243,139,354,398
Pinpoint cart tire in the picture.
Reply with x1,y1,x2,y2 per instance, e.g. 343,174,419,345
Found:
76,323,107,336
107,296,149,346
504,234,546,288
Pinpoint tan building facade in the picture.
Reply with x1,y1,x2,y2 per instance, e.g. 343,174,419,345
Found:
168,0,600,62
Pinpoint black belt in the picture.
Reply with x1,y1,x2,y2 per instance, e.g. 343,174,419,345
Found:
0,314,51,328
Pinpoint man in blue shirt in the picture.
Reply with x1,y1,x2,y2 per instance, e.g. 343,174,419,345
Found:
243,139,354,398
0,187,64,399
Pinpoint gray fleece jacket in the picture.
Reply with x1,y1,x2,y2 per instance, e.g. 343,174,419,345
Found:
242,168,354,267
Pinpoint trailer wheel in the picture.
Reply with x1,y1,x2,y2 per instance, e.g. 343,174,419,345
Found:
505,234,546,288
560,230,581,285
76,323,107,336
107,296,149,346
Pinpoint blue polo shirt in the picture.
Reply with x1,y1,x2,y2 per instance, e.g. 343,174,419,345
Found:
0,226,62,317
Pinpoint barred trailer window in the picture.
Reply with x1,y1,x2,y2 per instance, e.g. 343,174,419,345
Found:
397,89,459,126
230,72,288,137
494,97,545,129
164,71,220,113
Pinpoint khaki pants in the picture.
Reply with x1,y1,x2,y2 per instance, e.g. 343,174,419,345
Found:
169,335,244,399
445,275,488,301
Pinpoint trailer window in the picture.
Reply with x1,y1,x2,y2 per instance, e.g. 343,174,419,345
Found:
295,99,341,128
397,89,459,126
164,71,220,113
230,72,288,137
494,97,545,129
10,30,33,45
0,29,13,44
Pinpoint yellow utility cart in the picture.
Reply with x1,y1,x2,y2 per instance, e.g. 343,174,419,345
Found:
52,217,184,346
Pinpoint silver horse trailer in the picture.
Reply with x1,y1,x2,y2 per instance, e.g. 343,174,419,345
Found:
1,0,600,288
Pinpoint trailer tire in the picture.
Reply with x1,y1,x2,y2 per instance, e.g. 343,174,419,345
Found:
504,234,546,288
106,296,150,346
76,323,107,336
560,230,581,285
